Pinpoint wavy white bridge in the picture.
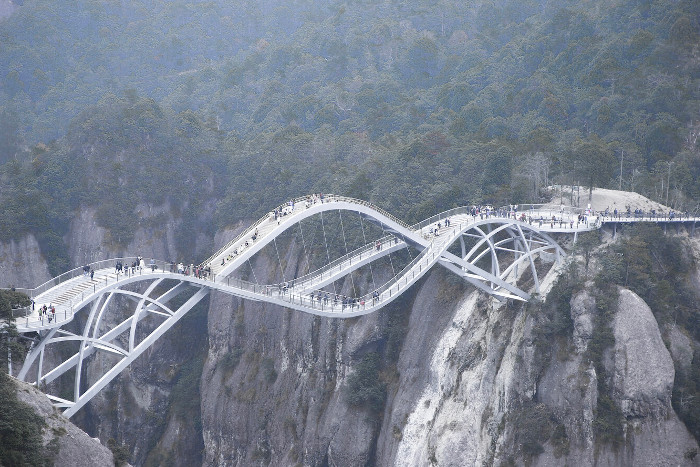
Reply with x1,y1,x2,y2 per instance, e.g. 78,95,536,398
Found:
11,195,607,417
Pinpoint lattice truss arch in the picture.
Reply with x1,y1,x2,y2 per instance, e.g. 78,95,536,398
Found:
437,219,565,301
18,279,209,419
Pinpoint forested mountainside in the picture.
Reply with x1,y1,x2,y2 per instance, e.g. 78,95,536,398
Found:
0,0,699,274
1,0,700,466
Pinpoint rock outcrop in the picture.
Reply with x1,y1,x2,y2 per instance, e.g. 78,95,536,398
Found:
0,234,51,288
12,376,116,467
198,263,699,466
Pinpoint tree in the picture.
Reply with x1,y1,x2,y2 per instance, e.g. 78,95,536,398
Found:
400,35,439,86
571,135,616,200
669,17,699,49
576,231,601,274
0,108,21,165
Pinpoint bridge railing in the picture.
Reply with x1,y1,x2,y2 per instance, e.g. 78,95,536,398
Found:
199,194,413,270
205,234,436,313
10,306,32,319
328,195,412,230
290,234,398,290
410,206,471,232
199,194,336,269
18,257,164,300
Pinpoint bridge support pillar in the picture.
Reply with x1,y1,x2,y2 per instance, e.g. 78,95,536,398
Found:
613,223,616,238
573,231,578,244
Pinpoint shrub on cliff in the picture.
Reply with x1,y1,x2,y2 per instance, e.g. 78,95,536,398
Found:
347,352,386,414
0,372,48,466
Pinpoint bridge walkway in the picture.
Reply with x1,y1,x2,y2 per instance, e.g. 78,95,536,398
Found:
15,204,598,333
16,194,700,418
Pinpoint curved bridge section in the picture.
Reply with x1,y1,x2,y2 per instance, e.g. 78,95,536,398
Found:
13,195,588,417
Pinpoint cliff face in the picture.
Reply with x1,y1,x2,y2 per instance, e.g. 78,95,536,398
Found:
0,233,51,288
200,236,394,466
65,205,214,467
3,204,214,467
199,249,700,466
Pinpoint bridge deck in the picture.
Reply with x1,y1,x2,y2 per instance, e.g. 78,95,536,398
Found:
15,196,700,333
15,199,607,333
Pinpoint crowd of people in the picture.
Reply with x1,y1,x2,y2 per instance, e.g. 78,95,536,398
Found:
114,256,146,275
306,291,368,309
173,262,210,279
601,207,690,220
82,264,94,280
38,304,56,323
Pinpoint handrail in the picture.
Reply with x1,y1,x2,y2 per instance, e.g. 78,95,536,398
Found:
11,257,179,298
410,206,471,231
14,258,191,329
201,238,434,313
199,194,334,269
329,195,412,230
198,194,412,270
11,306,32,319
290,234,399,290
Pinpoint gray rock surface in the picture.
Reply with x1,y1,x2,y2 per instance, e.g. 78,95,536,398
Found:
52,203,215,466
0,0,16,21
612,288,674,417
602,288,696,466
667,324,694,373
200,240,387,466
0,234,51,288
13,377,116,467
570,288,595,353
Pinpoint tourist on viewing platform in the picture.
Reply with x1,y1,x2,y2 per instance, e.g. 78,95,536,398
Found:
90,269,94,280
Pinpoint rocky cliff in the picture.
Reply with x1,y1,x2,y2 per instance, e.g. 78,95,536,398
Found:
3,212,700,466
11,375,116,467
199,237,700,466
